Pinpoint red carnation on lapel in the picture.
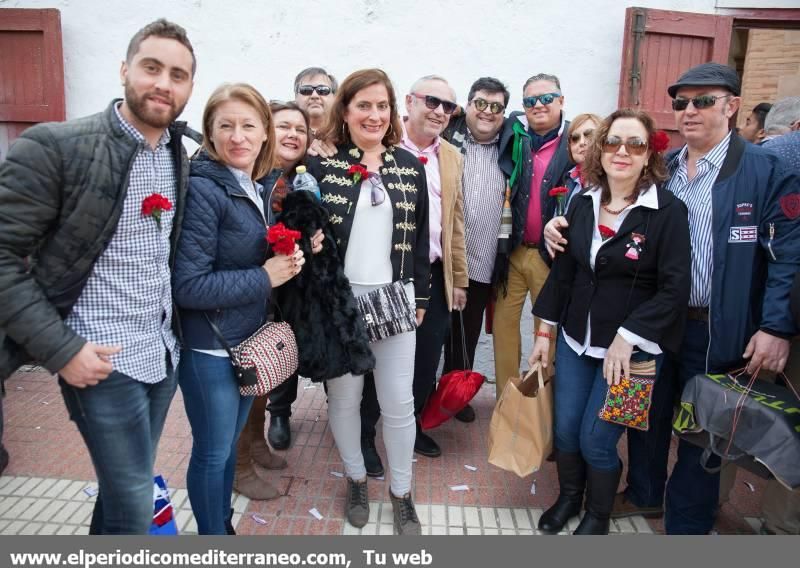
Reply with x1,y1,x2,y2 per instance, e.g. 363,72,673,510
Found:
598,225,616,240
418,155,428,165
141,193,173,230
347,164,369,184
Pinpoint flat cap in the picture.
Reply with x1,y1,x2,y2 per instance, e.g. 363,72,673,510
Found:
667,62,741,98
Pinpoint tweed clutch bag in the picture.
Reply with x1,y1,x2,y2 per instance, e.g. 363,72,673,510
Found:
356,280,416,342
598,358,657,431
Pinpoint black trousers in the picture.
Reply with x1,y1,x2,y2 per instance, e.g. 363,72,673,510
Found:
443,279,492,373
267,373,299,418
362,261,450,438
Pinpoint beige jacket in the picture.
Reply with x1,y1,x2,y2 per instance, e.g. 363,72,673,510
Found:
438,139,468,311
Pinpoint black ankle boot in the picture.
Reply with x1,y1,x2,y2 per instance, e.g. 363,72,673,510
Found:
361,436,385,477
225,507,236,535
573,466,622,535
538,451,586,534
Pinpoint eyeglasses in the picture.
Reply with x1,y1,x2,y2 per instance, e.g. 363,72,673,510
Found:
471,98,505,115
569,128,595,143
297,84,332,97
671,94,732,111
366,172,386,206
410,93,458,115
522,93,561,108
602,136,649,156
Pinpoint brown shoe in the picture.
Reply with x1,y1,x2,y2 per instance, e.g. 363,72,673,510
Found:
345,478,370,528
610,492,663,519
233,463,280,501
251,441,288,470
390,492,421,535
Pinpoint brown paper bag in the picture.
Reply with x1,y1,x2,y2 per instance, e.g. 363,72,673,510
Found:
487,363,553,478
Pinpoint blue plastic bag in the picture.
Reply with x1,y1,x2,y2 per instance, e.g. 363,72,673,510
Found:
149,475,178,535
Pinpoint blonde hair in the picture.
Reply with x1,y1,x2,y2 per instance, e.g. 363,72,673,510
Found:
202,83,276,180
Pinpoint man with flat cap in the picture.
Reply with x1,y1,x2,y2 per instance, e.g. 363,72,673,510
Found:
545,62,800,533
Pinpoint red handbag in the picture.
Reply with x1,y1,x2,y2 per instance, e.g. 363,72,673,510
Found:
420,312,485,429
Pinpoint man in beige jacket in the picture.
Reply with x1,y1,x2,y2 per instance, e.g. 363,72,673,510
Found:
359,75,468,461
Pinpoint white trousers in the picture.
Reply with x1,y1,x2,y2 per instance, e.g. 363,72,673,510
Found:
326,284,416,496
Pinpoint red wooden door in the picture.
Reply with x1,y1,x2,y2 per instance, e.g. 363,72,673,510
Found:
0,8,65,159
618,7,733,147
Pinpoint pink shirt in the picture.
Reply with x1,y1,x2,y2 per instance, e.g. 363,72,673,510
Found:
399,126,443,262
522,135,561,245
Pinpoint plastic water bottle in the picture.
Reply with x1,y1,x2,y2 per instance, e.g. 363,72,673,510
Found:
293,165,321,200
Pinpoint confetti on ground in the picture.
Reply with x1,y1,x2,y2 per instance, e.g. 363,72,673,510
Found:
411,458,417,463
450,485,470,492
309,508,324,520
330,471,344,478
41,401,50,405
15,386,23,390
464,465,477,471
743,481,755,493
35,426,41,430
251,514,268,525
375,476,385,481
530,481,537,495
83,486,98,497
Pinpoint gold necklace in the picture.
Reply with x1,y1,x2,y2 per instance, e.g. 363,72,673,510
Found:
602,194,635,215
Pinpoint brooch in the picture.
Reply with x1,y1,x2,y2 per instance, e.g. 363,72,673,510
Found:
625,233,646,260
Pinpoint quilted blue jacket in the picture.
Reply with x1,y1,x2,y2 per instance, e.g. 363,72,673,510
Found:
173,152,273,349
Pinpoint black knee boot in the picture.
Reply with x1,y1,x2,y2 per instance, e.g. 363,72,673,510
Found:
538,451,586,534
573,466,622,535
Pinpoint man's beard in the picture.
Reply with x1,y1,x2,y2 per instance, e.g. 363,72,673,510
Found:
124,81,186,129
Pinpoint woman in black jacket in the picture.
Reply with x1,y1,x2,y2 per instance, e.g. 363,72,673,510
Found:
172,84,306,535
528,109,690,535
306,68,430,535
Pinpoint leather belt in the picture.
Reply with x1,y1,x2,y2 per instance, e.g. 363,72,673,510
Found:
687,306,709,322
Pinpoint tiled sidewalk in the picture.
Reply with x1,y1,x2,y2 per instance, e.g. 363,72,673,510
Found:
0,368,765,535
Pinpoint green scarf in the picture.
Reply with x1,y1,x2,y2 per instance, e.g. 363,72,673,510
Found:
509,121,531,191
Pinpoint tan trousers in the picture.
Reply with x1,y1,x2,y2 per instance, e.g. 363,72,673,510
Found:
492,246,553,400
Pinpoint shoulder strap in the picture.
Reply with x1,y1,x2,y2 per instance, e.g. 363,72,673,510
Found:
202,313,237,360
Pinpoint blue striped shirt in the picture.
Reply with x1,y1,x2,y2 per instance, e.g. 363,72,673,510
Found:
667,132,732,307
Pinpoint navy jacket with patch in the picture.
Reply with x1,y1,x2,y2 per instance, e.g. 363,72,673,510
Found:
666,132,800,372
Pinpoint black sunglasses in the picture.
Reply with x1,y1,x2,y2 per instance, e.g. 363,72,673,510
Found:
297,84,332,97
522,93,561,108
569,128,595,143
366,172,386,206
471,98,505,115
602,135,649,156
410,92,457,115
671,94,732,111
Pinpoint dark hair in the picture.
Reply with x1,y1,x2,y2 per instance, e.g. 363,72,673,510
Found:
582,108,668,204
523,73,561,94
126,19,196,76
316,68,403,147
294,67,338,94
467,77,510,107
269,101,312,153
752,102,773,130
202,83,275,180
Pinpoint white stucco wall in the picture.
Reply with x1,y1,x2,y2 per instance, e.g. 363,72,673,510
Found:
2,0,727,129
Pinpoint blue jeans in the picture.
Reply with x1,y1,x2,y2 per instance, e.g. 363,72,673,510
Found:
624,319,721,534
59,368,177,534
179,350,253,535
554,333,663,471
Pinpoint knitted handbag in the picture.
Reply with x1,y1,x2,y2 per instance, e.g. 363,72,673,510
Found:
204,314,298,396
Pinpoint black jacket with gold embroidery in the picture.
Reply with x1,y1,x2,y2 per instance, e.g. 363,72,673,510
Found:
306,143,431,309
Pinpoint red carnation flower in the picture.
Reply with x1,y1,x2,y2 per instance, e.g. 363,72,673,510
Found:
267,222,302,256
347,164,369,184
650,130,670,154
598,224,616,240
418,155,428,165
141,193,173,230
548,186,569,197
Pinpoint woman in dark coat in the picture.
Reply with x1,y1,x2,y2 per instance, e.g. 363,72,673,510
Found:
528,109,691,535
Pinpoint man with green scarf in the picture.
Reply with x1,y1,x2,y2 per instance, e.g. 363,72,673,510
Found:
494,73,573,398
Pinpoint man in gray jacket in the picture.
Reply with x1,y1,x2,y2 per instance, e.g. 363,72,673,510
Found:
0,19,195,534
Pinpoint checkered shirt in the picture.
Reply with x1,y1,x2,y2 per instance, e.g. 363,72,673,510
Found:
64,103,179,383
